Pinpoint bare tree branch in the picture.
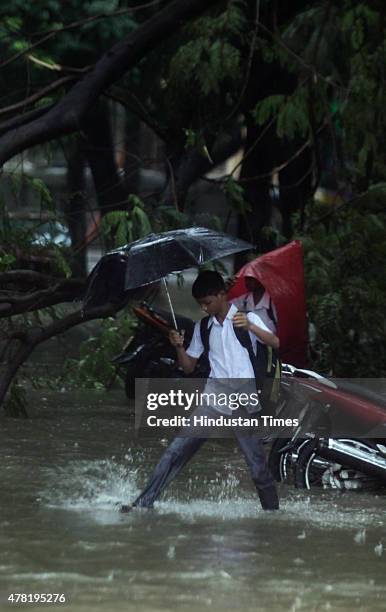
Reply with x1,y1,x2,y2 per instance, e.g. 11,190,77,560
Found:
0,270,57,286
0,275,85,317
0,0,221,166
0,76,75,117
0,104,54,136
0,300,122,407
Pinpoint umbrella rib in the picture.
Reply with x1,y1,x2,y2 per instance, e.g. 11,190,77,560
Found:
177,241,204,263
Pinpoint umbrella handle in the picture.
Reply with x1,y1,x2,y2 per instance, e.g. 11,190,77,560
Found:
162,278,179,331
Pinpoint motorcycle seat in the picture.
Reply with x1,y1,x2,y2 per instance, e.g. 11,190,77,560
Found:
283,365,386,411
332,380,386,410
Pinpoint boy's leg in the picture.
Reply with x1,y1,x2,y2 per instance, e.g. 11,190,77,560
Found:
132,435,206,508
234,433,279,510
129,404,221,509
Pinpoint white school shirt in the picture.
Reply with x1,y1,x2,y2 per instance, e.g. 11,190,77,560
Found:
186,303,271,379
231,290,277,334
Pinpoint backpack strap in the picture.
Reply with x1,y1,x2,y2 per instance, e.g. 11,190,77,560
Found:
232,326,266,389
235,321,281,403
267,297,277,326
196,316,212,377
199,315,266,384
200,316,257,368
199,316,212,357
198,315,280,399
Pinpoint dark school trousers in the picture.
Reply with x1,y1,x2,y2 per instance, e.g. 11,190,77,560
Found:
132,406,278,510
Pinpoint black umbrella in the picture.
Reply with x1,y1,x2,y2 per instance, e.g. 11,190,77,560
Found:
84,227,252,327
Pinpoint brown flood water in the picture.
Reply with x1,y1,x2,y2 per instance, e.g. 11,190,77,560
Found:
0,389,385,612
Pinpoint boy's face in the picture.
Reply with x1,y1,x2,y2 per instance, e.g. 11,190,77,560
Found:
245,276,264,294
197,291,227,315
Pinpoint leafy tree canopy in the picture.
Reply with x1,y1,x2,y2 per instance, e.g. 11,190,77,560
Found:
1,0,386,413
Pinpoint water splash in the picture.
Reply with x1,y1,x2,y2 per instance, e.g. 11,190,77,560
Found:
39,453,140,510
166,545,176,559
354,528,366,545
39,456,385,530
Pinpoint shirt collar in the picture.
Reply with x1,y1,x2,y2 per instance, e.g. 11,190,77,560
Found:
209,303,238,326
252,290,270,310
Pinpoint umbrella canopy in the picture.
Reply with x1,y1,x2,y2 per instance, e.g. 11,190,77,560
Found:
227,240,309,367
83,227,252,308
113,227,252,290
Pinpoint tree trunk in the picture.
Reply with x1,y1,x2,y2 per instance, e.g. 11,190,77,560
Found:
160,125,244,211
66,140,87,276
278,143,313,238
81,101,128,219
236,115,275,267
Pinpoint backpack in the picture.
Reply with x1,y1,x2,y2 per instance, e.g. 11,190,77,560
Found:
198,314,281,405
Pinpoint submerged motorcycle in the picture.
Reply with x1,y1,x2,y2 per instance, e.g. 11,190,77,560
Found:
113,303,386,491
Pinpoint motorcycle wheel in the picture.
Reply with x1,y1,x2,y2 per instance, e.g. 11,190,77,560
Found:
294,438,383,490
294,438,333,489
268,438,306,482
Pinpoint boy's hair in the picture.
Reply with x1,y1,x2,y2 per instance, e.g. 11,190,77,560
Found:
192,270,226,299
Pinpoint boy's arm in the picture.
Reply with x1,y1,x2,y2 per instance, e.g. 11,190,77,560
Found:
248,321,280,350
233,312,280,350
169,330,198,374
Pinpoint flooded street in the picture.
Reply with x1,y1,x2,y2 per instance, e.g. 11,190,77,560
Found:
1,390,385,611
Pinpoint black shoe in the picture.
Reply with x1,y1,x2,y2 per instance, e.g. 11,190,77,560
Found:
119,504,133,513
258,485,279,511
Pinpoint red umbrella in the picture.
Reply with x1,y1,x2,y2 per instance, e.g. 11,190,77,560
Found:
227,240,309,367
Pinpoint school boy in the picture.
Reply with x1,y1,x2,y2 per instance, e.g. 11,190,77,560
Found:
121,271,280,512
230,275,278,334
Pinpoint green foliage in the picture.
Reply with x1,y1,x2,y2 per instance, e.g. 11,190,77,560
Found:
142,0,247,135
2,0,386,388
0,0,138,69
187,40,240,98
223,177,250,214
100,195,152,248
248,2,386,192
183,128,199,149
260,225,287,248
50,246,72,278
0,179,72,277
63,313,136,389
29,178,54,210
253,82,324,141
252,95,286,126
297,194,386,377
168,1,245,98
153,205,190,231
0,253,17,271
